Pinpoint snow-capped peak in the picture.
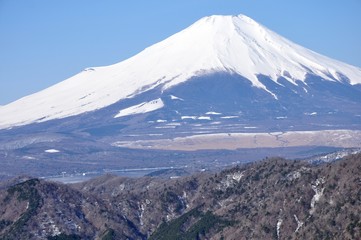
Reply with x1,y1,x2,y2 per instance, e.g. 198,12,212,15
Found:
114,98,164,118
184,14,361,86
0,14,360,129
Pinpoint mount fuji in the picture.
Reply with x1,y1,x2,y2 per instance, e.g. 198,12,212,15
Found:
1,14,361,178
1,14,361,129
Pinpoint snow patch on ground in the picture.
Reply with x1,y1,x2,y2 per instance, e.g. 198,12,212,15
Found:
138,202,146,226
155,126,176,129
45,149,60,153
294,214,303,233
276,217,283,239
170,95,184,101
156,119,167,123
167,122,181,126
286,171,301,181
221,116,239,119
218,171,244,189
181,116,197,120
114,98,164,118
198,116,211,120
231,172,244,182
310,178,325,214
205,111,222,115
308,149,361,164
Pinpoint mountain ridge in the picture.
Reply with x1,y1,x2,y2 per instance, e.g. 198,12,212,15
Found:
0,153,360,239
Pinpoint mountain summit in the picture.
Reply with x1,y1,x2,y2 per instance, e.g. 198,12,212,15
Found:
0,14,360,130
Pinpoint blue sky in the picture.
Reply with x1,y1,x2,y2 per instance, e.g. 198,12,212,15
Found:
0,0,360,105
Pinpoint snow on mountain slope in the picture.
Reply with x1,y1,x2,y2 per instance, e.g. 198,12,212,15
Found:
0,14,360,129
114,98,164,118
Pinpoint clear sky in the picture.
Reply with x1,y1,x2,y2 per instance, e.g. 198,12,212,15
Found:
0,0,360,105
